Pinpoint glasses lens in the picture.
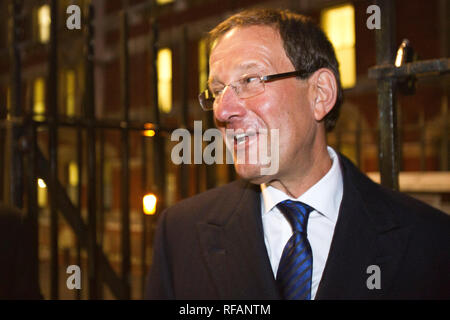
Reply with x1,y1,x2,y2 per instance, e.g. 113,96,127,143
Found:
237,75,264,99
199,90,214,110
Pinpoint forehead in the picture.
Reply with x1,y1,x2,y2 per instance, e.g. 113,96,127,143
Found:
209,25,293,81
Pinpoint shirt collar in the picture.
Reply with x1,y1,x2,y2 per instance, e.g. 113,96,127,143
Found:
260,146,343,223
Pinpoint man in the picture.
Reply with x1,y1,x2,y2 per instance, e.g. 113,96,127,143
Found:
146,8,450,299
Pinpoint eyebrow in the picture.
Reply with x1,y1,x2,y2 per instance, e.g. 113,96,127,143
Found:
239,62,261,71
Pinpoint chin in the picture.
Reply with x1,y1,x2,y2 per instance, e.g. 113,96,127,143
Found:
234,163,276,185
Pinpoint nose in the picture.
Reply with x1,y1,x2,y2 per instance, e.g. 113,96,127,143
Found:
213,85,246,124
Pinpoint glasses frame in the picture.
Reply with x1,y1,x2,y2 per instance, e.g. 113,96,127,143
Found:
198,70,309,111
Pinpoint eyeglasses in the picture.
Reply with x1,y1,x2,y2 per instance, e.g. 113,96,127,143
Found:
198,70,309,111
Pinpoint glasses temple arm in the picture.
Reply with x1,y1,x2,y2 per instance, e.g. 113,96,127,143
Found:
262,71,309,82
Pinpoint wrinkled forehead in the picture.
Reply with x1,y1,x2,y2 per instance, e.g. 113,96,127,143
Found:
208,25,292,82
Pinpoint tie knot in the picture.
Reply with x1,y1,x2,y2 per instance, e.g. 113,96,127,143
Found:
277,200,314,234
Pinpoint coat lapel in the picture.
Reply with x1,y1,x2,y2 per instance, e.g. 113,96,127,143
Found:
196,180,280,299
315,155,412,299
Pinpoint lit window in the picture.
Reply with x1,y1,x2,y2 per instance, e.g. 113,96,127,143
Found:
157,48,172,113
68,161,78,187
321,4,356,89
198,38,208,92
37,178,47,207
66,70,76,116
33,77,46,120
67,161,78,204
198,39,208,92
37,5,51,44
157,0,175,5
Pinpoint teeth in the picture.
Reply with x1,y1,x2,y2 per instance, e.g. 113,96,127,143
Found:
226,130,257,145
233,132,256,144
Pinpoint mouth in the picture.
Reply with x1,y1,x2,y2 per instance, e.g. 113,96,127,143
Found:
233,131,257,146
224,129,261,155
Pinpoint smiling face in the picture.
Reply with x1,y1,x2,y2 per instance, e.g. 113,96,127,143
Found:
209,25,329,191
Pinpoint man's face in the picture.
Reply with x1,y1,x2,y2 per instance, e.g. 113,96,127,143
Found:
209,25,319,185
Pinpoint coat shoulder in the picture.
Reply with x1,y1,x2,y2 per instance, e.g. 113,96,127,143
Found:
160,179,255,228
341,155,450,236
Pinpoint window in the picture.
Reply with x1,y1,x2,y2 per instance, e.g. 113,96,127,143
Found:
37,178,47,207
68,161,78,187
157,48,172,113
157,0,175,5
198,38,208,93
65,70,76,116
37,5,51,44
321,4,356,89
33,77,46,120
67,161,78,204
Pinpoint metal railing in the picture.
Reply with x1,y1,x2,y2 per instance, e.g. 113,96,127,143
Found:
369,0,450,190
0,0,204,299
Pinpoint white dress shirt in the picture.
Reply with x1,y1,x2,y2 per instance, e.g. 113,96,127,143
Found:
260,146,343,299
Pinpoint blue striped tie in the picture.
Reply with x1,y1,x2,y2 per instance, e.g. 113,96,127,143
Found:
276,200,314,300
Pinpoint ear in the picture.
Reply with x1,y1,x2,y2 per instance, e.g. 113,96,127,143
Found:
309,68,338,122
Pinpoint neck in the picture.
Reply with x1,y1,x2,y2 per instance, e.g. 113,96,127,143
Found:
268,144,332,199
